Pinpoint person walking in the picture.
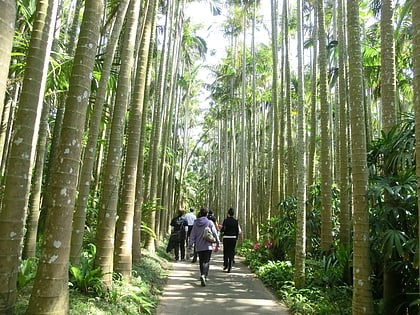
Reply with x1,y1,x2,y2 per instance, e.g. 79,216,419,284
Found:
184,208,197,262
220,207,240,273
169,208,188,261
208,210,218,229
188,207,220,286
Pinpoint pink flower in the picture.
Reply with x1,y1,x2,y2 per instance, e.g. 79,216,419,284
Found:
253,243,259,250
264,241,273,248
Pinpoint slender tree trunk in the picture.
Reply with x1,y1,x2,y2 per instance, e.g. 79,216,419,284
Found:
22,99,50,259
380,2,401,312
133,0,158,265
70,0,130,264
294,0,306,289
270,0,280,214
347,1,374,313
381,0,397,131
94,0,141,286
27,1,102,313
337,0,351,284
0,0,58,311
318,0,333,252
114,0,156,277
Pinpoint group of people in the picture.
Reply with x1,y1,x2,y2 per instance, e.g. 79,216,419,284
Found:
167,206,241,287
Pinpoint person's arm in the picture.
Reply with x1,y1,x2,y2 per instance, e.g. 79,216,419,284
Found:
210,221,220,250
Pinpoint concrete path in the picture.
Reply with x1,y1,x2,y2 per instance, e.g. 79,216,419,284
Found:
155,250,290,315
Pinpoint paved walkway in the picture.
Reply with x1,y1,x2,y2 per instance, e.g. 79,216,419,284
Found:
155,250,290,315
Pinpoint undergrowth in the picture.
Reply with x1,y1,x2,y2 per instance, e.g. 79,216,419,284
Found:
238,240,352,315
14,248,170,314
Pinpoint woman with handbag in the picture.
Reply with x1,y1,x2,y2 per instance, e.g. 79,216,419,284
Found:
188,207,220,287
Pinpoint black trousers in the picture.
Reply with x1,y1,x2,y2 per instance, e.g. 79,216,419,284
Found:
198,250,212,276
223,238,237,268
174,237,185,260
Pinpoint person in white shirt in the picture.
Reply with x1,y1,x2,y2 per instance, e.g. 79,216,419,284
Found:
185,208,197,262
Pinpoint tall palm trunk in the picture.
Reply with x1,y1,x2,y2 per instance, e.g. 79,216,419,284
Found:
114,0,157,277
22,99,50,259
94,0,141,286
347,1,374,313
70,0,130,264
144,0,177,252
26,1,102,313
318,0,333,252
270,0,280,214
381,0,397,131
283,0,293,197
294,0,306,289
337,0,351,284
380,2,401,313
0,0,58,311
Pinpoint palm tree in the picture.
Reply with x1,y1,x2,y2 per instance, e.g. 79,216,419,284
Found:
270,0,280,213
94,0,141,286
70,0,130,264
380,0,397,131
347,0,374,313
26,0,103,312
337,0,351,284
318,0,333,252
294,0,306,289
0,0,58,311
114,0,157,278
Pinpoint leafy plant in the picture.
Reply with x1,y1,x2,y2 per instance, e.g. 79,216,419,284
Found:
69,244,104,296
17,257,38,288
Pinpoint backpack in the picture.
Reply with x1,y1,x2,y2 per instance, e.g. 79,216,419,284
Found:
172,216,186,240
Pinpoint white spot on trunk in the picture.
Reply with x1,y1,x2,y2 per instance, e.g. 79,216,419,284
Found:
14,137,23,145
53,240,62,248
48,255,59,263
10,232,17,238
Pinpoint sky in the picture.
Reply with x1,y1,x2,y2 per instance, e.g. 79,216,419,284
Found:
183,2,273,133
185,1,272,67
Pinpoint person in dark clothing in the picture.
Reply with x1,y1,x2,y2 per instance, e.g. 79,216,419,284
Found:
185,208,197,262
188,207,220,286
208,210,219,230
170,208,188,261
220,207,240,273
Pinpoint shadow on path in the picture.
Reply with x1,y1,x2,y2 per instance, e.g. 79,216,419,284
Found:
155,250,290,315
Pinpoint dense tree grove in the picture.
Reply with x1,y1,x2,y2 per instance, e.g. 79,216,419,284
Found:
0,0,418,314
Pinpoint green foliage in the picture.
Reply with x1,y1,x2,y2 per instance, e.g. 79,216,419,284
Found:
237,239,273,271
69,244,105,296
256,260,294,289
241,240,352,314
306,246,351,289
368,116,418,311
17,257,38,289
68,251,169,315
280,282,351,315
